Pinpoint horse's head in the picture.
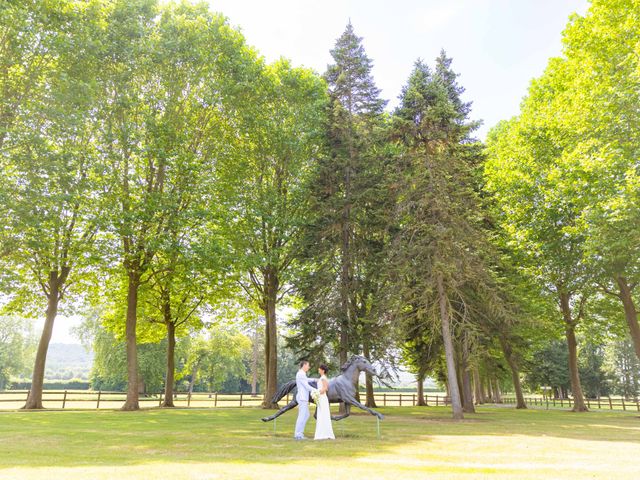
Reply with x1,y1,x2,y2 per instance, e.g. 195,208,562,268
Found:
341,355,378,376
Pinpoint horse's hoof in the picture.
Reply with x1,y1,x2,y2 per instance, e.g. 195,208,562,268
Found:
261,417,270,422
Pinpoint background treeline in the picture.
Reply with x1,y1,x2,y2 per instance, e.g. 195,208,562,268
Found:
1,0,639,418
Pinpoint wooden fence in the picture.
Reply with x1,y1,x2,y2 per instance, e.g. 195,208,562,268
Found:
0,390,450,410
502,395,640,411
2,390,637,411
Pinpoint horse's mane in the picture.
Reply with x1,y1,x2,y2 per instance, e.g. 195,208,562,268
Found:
340,355,363,372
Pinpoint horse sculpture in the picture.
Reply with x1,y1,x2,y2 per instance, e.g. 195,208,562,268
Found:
261,355,384,422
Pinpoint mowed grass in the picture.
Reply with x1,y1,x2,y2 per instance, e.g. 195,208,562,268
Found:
1,406,639,479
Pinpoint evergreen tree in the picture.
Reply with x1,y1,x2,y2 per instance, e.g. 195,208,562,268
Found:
291,23,390,378
390,55,489,419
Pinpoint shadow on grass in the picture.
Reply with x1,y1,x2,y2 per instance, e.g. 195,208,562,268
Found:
0,406,638,470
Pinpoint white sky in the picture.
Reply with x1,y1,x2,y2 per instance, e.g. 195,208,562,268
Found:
207,0,590,139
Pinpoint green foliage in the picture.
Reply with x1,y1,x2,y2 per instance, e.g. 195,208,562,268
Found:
219,59,328,306
85,317,170,392
525,340,571,396
0,0,106,312
485,0,640,407
0,316,35,389
578,341,612,398
9,379,90,391
184,326,251,392
605,336,640,398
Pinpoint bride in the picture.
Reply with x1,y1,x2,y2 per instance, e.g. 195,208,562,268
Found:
314,364,335,440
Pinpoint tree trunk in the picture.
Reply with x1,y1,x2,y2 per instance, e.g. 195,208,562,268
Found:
122,272,140,411
615,275,640,362
559,291,588,412
162,320,176,408
363,342,377,407
492,378,503,404
565,325,588,411
461,369,475,412
188,363,198,394
455,354,465,406
251,319,259,397
22,271,66,409
261,269,278,409
436,273,464,419
473,368,485,405
339,112,354,367
460,339,475,413
417,372,426,406
499,336,526,409
339,237,350,366
484,377,493,402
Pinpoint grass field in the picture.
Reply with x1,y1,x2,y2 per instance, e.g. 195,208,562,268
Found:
1,406,639,479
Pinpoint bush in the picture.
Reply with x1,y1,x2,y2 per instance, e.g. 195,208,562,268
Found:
9,379,90,390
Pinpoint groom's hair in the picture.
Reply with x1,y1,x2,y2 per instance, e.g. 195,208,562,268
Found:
299,360,309,368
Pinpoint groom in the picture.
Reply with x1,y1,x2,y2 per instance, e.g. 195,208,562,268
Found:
294,360,317,440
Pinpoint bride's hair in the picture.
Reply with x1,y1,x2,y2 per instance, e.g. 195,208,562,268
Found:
319,364,329,374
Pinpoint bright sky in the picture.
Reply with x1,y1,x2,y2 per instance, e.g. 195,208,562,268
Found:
207,0,590,139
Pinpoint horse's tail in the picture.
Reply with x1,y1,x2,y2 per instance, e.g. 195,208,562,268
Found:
271,380,297,404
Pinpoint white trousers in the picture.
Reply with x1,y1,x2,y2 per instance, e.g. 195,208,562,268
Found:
295,401,310,438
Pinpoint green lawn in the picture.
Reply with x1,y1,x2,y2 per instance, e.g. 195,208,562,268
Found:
1,406,639,479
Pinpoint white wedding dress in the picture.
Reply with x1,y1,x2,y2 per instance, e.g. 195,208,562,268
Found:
314,375,335,440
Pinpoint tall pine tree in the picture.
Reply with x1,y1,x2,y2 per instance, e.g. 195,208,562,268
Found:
390,54,489,419
291,23,390,392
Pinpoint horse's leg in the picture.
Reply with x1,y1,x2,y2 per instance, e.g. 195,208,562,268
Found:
331,402,351,421
345,396,384,419
261,399,298,422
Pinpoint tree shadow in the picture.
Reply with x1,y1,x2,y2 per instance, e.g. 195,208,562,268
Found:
0,406,638,471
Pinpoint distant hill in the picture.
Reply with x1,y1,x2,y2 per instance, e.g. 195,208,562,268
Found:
44,343,93,380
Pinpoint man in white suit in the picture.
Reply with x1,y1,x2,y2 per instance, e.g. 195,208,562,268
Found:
294,360,317,440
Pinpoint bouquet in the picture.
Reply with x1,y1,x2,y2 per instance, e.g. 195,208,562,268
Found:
311,389,320,402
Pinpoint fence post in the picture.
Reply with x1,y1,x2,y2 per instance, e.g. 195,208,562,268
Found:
436,395,439,406
587,398,590,408
622,397,626,411
62,390,67,409
240,392,243,407
158,391,163,407
187,391,192,407
96,390,101,409
214,392,218,407
383,393,386,407
413,394,416,406
399,394,402,407
597,397,601,409
608,397,612,410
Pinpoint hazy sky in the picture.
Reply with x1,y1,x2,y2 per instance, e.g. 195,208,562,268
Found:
52,0,590,345
207,0,590,139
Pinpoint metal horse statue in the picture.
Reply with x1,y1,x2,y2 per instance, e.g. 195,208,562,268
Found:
261,355,384,422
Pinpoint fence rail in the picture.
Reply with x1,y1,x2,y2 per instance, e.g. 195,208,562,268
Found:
0,390,450,410
502,395,640,411
2,390,637,411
